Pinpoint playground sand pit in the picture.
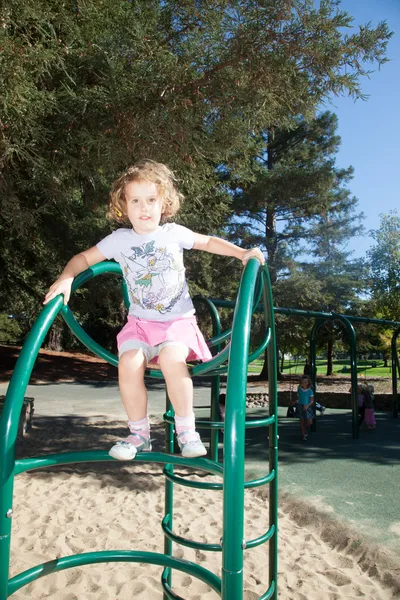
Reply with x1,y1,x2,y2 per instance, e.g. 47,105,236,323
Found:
9,419,400,600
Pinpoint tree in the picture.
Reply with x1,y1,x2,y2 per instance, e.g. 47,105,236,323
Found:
229,111,366,377
299,206,367,374
230,112,362,281
0,0,392,348
367,211,400,321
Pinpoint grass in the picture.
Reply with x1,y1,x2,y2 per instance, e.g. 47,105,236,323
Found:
248,358,393,377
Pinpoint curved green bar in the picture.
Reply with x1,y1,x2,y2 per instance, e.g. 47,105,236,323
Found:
71,261,122,291
163,469,223,490
193,295,222,341
163,414,274,430
163,467,275,492
61,305,119,367
244,470,276,489
0,296,65,600
162,514,276,554
259,581,276,600
162,516,222,552
7,551,221,597
207,327,232,347
14,451,223,477
245,524,276,549
332,314,358,439
64,262,232,379
64,262,268,381
161,576,186,600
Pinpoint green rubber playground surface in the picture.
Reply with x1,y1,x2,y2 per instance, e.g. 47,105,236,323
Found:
243,407,400,555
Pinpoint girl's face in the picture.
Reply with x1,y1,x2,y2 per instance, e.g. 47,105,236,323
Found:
300,378,309,389
125,179,163,235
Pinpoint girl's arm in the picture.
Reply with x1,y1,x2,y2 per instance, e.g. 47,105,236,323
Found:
43,246,107,305
192,234,264,265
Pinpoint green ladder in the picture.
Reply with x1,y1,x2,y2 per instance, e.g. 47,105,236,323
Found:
0,259,278,600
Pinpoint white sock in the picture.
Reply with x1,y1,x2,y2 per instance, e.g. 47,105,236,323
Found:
128,417,150,439
174,413,195,436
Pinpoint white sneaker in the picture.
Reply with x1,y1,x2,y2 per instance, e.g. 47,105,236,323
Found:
177,431,207,458
109,433,152,461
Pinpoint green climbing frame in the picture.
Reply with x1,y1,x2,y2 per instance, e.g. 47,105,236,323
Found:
0,259,279,600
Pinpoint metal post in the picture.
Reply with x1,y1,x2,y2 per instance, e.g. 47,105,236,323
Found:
333,315,358,439
221,260,259,600
391,328,400,418
163,391,174,599
210,376,221,462
262,269,279,600
309,320,325,433
310,317,358,439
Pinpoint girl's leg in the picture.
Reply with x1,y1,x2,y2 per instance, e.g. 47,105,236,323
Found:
158,344,193,416
159,344,206,457
109,349,150,461
118,349,148,420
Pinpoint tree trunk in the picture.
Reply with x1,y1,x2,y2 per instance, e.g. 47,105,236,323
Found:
258,131,279,381
47,320,63,351
257,345,282,381
258,349,269,380
326,337,334,376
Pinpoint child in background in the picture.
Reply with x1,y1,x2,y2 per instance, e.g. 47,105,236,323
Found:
297,375,314,441
303,359,325,413
357,384,366,428
364,384,376,430
44,160,264,459
218,393,226,423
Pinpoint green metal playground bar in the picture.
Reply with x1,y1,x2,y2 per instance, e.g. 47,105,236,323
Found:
0,259,278,600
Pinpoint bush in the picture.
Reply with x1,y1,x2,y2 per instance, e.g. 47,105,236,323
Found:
0,314,23,344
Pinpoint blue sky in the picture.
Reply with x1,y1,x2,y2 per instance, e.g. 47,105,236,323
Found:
328,0,400,258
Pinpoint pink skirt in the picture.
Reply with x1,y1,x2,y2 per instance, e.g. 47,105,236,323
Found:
117,315,212,364
364,408,376,427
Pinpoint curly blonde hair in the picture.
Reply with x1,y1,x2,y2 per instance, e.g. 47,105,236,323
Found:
108,160,184,224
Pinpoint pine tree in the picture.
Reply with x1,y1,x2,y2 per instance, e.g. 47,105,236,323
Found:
229,112,358,282
299,208,366,375
228,112,366,377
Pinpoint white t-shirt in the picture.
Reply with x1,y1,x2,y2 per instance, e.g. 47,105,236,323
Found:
97,223,196,321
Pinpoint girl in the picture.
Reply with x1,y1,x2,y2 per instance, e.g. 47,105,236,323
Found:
44,160,264,459
297,375,314,441
357,383,366,428
364,384,376,430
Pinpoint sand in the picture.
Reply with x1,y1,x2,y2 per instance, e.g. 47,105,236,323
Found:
8,418,400,600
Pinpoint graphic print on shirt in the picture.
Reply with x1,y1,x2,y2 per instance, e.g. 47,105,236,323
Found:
121,240,185,314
